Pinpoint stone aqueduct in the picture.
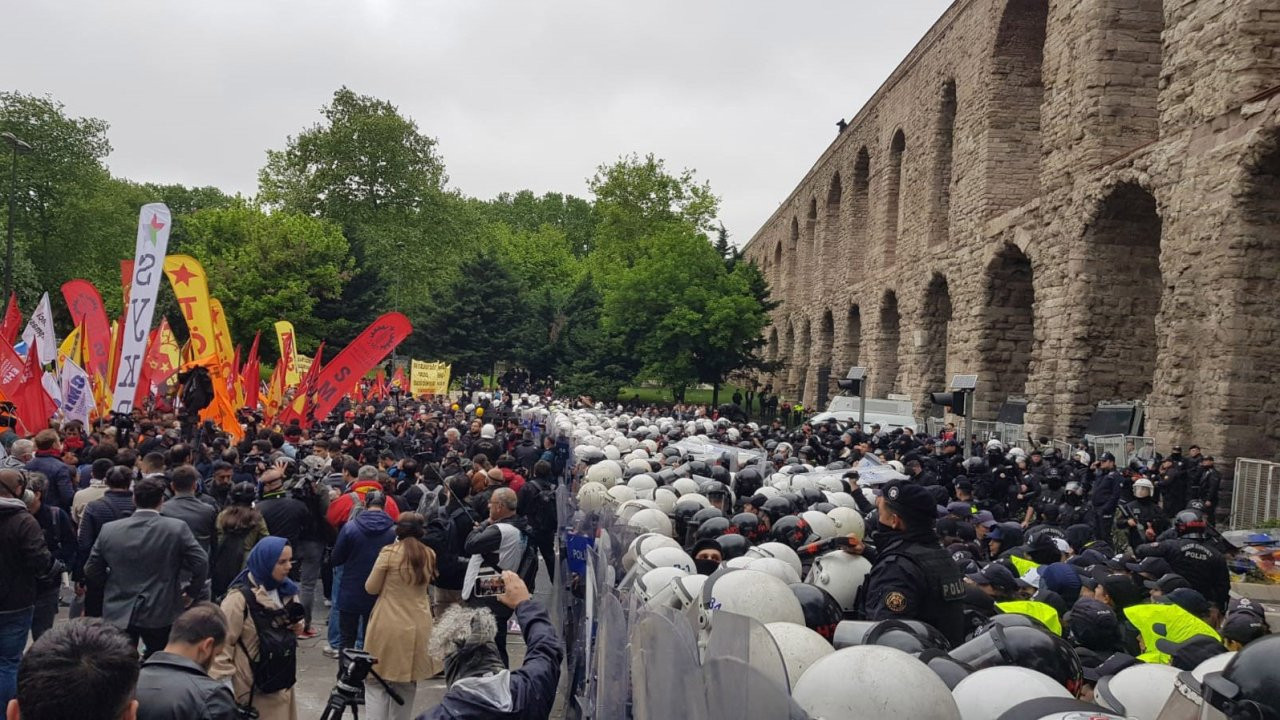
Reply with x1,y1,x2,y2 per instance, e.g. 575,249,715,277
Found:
740,0,1280,463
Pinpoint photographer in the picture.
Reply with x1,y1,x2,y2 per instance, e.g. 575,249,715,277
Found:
282,462,331,639
462,488,537,666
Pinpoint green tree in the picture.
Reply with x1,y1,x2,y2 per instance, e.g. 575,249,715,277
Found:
414,250,527,375
177,203,350,356
479,190,597,256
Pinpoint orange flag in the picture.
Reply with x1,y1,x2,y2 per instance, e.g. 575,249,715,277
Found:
178,353,243,440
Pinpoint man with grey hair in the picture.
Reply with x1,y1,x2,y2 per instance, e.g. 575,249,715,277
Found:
3,439,34,470
464,486,537,666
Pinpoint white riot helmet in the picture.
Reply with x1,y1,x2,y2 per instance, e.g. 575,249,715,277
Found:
670,574,707,613
827,506,866,540
617,499,657,524
628,508,673,537
816,476,846,493
756,486,781,500
653,487,678,515
627,474,658,500
1094,663,1179,720
673,493,711,512
825,491,857,508
635,546,695,576
1132,477,1155,499
951,667,1071,720
586,459,623,486
576,481,609,512
801,510,838,540
764,622,835,692
623,533,681,572
671,478,700,496
746,557,801,584
606,484,637,506
702,569,805,630
805,550,873,613
627,458,651,473
888,460,906,474
724,556,753,569
636,566,690,606
744,542,804,580
792,646,961,720
603,444,620,461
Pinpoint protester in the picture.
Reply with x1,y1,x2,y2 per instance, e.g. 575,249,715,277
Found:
161,465,219,573
24,431,73,514
464,487,536,666
75,465,135,618
212,536,302,720
84,476,209,658
331,490,396,664
362,512,442,720
8,619,140,720
420,571,562,720
22,473,75,641
211,481,269,600
134,603,239,720
0,468,52,707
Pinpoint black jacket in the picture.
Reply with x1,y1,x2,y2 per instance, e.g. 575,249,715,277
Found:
134,651,238,720
429,500,477,591
513,441,541,475
257,494,312,545
0,496,53,612
860,526,966,646
27,452,75,513
33,503,76,591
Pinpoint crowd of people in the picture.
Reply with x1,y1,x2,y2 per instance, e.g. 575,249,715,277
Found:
0,385,1275,720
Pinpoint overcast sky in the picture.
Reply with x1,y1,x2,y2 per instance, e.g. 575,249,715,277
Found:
5,0,951,245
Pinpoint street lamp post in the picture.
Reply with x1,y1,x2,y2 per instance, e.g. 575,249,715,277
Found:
2,132,33,301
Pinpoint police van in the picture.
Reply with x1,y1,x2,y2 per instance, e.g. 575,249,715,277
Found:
807,394,921,433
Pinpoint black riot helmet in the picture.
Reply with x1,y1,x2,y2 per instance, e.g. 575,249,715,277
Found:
759,496,795,525
866,619,953,654
788,583,843,642
769,515,817,550
735,467,764,497
917,648,974,691
798,486,824,509
1174,508,1208,539
694,516,731,542
690,507,725,526
709,465,730,484
715,532,751,560
699,480,730,502
728,512,766,543
1201,634,1280,720
950,624,1083,695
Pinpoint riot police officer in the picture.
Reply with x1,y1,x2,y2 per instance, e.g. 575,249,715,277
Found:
843,479,966,645
1132,508,1230,618
1089,453,1123,542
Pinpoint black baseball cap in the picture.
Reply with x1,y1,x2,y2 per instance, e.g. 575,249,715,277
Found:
1226,597,1267,620
1082,652,1139,683
1220,613,1270,645
1067,597,1121,653
1161,588,1211,618
1125,556,1172,578
1144,573,1191,594
966,563,1018,594
882,480,936,523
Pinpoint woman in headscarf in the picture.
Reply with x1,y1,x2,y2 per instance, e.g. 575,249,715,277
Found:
363,512,443,720
212,536,303,720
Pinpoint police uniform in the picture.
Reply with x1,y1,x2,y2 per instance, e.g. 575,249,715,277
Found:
859,480,967,646
1135,535,1230,609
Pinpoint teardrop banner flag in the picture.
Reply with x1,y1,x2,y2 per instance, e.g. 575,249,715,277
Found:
111,203,171,414
163,255,217,363
61,279,112,380
210,298,234,371
274,321,300,388
304,312,411,423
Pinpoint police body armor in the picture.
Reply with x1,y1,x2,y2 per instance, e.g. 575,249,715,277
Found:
897,542,968,646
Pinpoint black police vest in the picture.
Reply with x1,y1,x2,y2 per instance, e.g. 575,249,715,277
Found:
897,542,968,646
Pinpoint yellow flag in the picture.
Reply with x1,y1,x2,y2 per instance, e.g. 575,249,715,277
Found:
210,298,234,373
58,325,83,368
273,321,300,388
163,256,218,364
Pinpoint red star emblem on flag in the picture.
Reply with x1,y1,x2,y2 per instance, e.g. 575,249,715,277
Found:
171,263,196,286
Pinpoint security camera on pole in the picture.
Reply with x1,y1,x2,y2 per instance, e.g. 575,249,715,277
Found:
836,366,868,431
930,374,977,459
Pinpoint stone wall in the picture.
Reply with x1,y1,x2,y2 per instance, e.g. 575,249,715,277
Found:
740,0,1280,465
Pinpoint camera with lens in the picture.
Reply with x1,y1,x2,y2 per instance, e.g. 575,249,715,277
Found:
336,649,378,691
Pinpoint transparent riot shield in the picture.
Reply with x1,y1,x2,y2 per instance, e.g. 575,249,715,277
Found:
594,590,630,719
631,608,709,720
706,610,792,695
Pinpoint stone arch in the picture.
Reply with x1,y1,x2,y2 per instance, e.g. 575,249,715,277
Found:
1220,137,1280,459
885,130,906,267
873,291,901,397
773,239,783,289
789,316,812,403
787,217,800,292
849,147,872,279
920,273,954,415
767,326,779,365
932,79,958,247
813,309,836,407
807,198,819,261
987,0,1048,215
1074,182,1163,432
776,318,794,394
978,243,1035,419
843,305,862,372
825,172,843,258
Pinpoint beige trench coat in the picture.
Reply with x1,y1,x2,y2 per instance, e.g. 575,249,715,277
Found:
212,582,299,720
363,541,444,683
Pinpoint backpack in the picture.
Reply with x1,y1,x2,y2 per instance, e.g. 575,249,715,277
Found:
211,527,251,601
346,490,366,523
237,586,298,696
529,478,558,534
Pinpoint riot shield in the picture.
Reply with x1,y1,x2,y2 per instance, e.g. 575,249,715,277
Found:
706,610,792,694
631,608,709,720
594,590,630,719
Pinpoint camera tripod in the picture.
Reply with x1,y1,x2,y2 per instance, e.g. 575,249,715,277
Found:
319,650,404,720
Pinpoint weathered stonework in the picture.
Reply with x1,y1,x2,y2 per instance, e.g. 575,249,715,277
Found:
741,0,1280,465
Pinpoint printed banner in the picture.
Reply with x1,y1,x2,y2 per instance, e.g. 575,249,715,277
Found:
61,279,111,379
304,312,411,422
111,203,171,413
59,358,92,426
210,298,233,370
20,292,56,367
163,255,217,362
410,359,452,396
274,321,300,388
295,353,313,377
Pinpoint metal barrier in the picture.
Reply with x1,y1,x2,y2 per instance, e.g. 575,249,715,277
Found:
970,420,998,441
1230,458,1280,530
926,417,944,438
1088,434,1127,465
996,423,1024,448
1124,435,1158,467
1050,438,1073,461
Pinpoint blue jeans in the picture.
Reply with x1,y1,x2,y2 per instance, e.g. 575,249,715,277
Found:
0,607,34,707
327,565,343,647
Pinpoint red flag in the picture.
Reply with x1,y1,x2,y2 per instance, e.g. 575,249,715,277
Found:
391,366,408,392
132,327,161,408
278,343,325,427
61,280,112,379
374,368,388,401
120,260,135,308
12,344,55,436
0,293,20,345
231,345,242,388
242,332,261,410
306,313,411,423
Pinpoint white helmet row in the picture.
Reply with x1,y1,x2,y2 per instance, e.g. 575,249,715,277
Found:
745,557,801,584
804,550,873,613
744,542,803,580
635,545,695,576
700,569,804,632
826,506,866,540
623,533,680,572
792,646,961,720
